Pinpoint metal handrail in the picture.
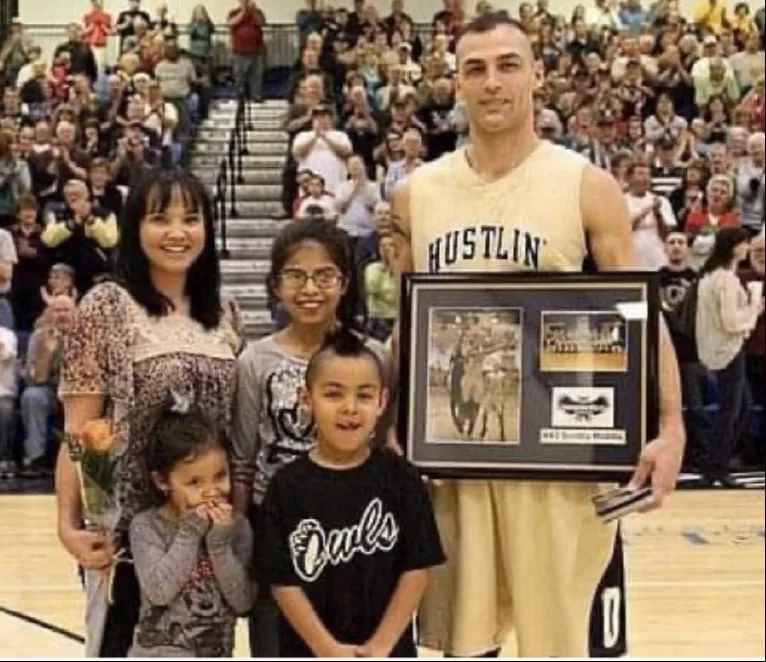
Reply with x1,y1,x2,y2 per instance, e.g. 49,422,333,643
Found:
214,156,230,259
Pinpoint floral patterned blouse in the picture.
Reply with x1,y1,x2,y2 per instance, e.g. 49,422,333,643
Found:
59,282,241,533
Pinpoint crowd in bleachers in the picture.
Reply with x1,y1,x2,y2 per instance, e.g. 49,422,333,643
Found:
0,0,227,479
279,0,764,476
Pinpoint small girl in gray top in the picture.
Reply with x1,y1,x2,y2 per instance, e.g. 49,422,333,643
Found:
129,395,253,657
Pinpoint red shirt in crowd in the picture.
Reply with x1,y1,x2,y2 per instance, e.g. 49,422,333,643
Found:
228,2,266,55
685,209,742,234
83,9,112,48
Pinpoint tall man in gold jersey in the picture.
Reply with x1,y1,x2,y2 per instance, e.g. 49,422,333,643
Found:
390,11,685,658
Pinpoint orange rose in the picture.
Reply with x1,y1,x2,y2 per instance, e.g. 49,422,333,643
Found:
80,418,115,453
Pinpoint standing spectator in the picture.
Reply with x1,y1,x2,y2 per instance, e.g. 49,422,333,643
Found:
335,153,379,243
292,105,352,195
54,24,98,84
116,0,152,54
625,161,677,269
0,19,35,86
736,131,765,234
0,223,17,330
0,323,17,479
659,231,711,475
153,40,197,164
342,86,379,178
694,0,730,36
21,295,75,476
364,233,398,341
651,136,685,198
10,195,48,353
729,31,764,94
188,5,216,120
740,229,765,409
644,92,688,147
154,2,179,40
296,0,324,42
695,227,762,485
228,0,267,103
0,130,32,228
418,77,458,161
83,0,114,74
619,0,649,36
295,173,337,220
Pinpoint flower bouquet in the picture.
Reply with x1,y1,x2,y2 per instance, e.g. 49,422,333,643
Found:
66,418,122,658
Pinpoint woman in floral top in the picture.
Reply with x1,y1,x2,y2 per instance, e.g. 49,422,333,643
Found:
56,168,242,657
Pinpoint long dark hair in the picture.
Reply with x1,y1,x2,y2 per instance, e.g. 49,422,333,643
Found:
115,168,222,329
267,219,366,331
700,227,752,276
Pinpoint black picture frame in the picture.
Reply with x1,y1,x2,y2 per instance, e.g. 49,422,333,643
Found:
397,271,660,482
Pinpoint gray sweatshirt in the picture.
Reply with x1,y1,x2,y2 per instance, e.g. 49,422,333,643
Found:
128,509,253,657
231,333,392,506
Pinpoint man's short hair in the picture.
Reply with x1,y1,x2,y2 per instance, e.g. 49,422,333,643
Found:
457,10,527,45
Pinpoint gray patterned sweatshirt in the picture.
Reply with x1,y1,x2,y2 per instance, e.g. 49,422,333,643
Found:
128,508,253,657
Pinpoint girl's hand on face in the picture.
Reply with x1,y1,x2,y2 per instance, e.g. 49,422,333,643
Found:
208,502,233,527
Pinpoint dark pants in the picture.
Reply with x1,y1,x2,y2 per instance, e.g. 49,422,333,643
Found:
710,351,752,475
746,354,765,407
247,504,280,657
679,361,712,471
98,560,140,657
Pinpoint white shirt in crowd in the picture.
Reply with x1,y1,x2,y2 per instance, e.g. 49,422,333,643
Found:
335,179,380,238
0,327,18,399
296,193,337,220
624,191,677,270
0,228,18,296
143,102,179,147
696,268,761,371
292,130,352,195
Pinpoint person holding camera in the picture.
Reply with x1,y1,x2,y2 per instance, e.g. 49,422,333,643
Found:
736,131,765,235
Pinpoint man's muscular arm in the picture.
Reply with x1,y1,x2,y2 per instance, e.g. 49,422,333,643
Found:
384,180,414,456
581,165,685,507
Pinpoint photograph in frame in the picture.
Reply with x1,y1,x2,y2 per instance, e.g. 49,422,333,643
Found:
398,272,660,482
425,307,522,445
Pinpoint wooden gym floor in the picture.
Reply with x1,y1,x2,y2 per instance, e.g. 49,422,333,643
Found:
0,491,763,658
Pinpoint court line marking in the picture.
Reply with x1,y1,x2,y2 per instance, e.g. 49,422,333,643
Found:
631,579,765,588
0,605,85,643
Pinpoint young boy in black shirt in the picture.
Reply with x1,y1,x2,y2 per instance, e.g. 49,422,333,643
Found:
255,328,445,657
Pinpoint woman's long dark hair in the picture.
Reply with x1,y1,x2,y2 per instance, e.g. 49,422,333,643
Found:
700,227,752,276
267,219,366,332
115,168,222,329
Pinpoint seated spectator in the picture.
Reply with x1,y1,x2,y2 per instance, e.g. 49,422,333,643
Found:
292,105,352,195
41,263,77,306
355,199,392,270
669,159,709,226
110,121,158,188
383,126,423,200
20,294,74,476
418,76,458,161
295,174,337,221
335,153,379,242
625,161,678,270
0,322,17,479
87,158,123,217
40,179,117,294
9,195,47,345
736,131,765,235
687,174,741,268
364,233,398,342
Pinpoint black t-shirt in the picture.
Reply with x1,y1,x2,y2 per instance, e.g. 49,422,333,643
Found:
418,101,457,161
658,265,698,362
255,449,445,658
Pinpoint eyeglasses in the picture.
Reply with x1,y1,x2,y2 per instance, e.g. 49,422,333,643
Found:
278,267,344,290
